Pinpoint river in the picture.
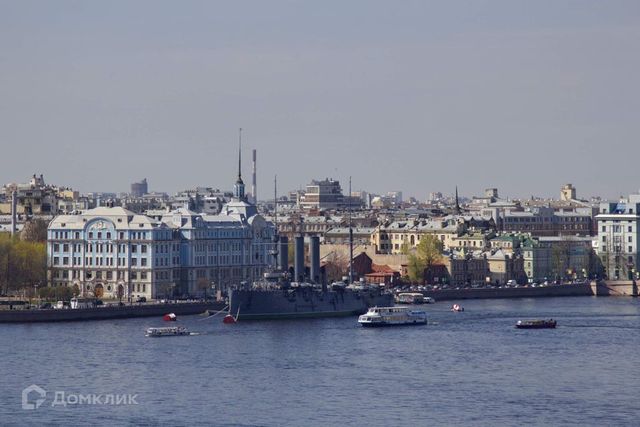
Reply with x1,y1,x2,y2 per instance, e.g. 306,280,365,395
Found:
1,296,639,426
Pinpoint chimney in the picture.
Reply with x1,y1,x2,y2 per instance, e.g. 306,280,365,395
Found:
294,236,305,282
310,236,320,285
251,149,257,204
279,236,289,273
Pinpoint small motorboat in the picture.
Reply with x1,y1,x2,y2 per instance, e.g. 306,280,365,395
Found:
163,313,177,321
145,326,190,337
451,304,464,312
516,319,557,329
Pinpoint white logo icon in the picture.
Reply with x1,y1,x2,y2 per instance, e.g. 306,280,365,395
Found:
22,384,46,410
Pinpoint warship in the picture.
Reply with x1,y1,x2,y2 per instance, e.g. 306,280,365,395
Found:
229,177,393,320
229,236,393,320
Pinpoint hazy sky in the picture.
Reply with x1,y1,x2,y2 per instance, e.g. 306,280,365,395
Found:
1,1,639,200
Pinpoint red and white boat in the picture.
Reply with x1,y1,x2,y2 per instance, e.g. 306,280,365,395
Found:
163,313,177,321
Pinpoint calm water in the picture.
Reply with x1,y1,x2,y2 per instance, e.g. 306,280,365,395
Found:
1,296,640,426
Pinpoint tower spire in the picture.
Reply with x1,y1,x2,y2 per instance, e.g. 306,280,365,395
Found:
455,185,461,214
233,128,246,200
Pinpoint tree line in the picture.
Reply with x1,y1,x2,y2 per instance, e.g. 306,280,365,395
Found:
0,220,48,295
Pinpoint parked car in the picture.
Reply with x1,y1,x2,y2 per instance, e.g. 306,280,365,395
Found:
136,296,147,303
39,302,52,309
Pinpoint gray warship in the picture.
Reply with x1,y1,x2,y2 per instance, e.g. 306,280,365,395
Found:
229,235,393,320
229,174,392,320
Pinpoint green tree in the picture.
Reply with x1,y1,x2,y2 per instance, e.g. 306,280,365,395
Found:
0,234,46,294
404,235,443,283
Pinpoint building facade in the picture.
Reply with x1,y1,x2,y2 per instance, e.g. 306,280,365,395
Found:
595,195,640,280
47,158,276,299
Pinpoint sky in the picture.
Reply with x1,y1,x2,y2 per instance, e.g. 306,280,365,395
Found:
1,0,639,200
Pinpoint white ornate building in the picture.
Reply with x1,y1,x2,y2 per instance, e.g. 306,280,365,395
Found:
47,152,275,299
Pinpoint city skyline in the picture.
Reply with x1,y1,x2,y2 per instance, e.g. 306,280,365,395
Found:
1,1,639,198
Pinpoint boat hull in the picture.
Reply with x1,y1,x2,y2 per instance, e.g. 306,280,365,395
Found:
359,320,427,327
515,324,556,329
230,288,393,320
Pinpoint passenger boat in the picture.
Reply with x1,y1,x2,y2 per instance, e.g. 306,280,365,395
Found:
358,306,427,327
145,326,191,337
395,292,425,304
515,319,557,329
451,304,464,312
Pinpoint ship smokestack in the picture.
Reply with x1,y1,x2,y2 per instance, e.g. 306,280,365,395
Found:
294,236,305,282
310,236,320,285
251,149,257,204
279,236,289,274
11,190,17,237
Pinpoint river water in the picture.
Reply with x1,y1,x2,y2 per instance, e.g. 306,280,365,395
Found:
1,296,639,426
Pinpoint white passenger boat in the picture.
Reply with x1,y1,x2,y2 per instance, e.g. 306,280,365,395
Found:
145,326,191,337
358,306,427,327
395,292,425,304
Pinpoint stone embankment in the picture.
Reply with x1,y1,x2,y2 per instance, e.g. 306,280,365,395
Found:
0,301,226,323
423,281,638,301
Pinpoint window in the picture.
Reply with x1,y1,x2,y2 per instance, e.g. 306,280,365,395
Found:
141,245,147,253
88,232,93,239
132,245,137,253
97,232,102,239
141,258,147,266
629,226,633,233
602,226,606,232
106,232,111,239
131,258,137,266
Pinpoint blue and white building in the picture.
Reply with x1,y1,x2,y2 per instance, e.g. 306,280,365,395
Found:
47,150,276,299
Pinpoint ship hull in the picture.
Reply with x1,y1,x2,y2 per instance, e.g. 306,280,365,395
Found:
229,288,393,320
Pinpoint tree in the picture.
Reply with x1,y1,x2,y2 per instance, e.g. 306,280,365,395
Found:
323,251,349,282
551,239,571,281
20,219,49,243
405,235,444,283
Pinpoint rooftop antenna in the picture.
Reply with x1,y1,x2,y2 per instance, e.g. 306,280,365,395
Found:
238,128,242,181
274,175,278,234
